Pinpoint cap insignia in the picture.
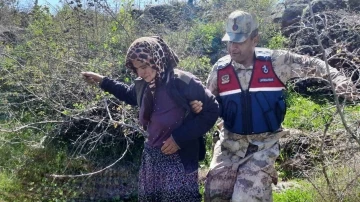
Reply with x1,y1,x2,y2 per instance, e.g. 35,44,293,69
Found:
232,19,238,31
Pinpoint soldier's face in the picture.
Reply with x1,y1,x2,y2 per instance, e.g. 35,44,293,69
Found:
228,36,258,65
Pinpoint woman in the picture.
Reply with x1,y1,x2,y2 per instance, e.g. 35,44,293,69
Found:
81,36,219,201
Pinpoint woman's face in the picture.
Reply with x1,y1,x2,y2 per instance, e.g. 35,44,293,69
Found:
132,60,157,82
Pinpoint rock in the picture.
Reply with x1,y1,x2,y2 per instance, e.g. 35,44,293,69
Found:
270,0,308,29
348,0,360,11
285,9,360,84
302,0,347,18
131,8,143,19
146,4,178,24
136,3,196,31
136,4,179,31
270,3,285,24
281,5,306,28
272,0,350,29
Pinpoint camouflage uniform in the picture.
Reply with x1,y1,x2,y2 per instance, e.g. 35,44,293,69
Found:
204,49,349,202
204,10,352,202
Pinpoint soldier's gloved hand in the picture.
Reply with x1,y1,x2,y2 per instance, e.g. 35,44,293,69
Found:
216,121,223,130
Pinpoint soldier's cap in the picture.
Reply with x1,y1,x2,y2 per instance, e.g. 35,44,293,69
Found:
222,10,259,43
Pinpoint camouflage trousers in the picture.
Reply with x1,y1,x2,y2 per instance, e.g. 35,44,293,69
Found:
204,139,279,202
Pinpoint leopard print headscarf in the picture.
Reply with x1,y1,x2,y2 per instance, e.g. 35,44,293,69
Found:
125,36,179,127
125,36,179,77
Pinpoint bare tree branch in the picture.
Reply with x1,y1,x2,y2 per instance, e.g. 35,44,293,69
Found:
319,110,339,199
49,136,131,178
0,120,67,132
308,0,360,145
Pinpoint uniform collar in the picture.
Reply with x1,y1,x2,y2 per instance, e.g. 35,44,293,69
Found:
232,60,253,70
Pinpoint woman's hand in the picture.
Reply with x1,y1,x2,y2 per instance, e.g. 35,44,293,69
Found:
161,137,180,155
81,72,104,85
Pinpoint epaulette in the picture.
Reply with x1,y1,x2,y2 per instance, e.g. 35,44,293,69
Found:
255,47,273,61
216,55,232,70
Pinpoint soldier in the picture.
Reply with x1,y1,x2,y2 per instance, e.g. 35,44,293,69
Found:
204,10,359,202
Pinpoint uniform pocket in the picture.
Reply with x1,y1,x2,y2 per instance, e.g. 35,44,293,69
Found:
205,167,238,201
260,164,278,185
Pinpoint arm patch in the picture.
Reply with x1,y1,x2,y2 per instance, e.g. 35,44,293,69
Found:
255,47,273,61
216,55,232,70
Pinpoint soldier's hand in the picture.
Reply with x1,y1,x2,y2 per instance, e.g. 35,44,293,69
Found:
216,121,224,130
190,100,203,114
81,72,104,85
335,81,359,101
